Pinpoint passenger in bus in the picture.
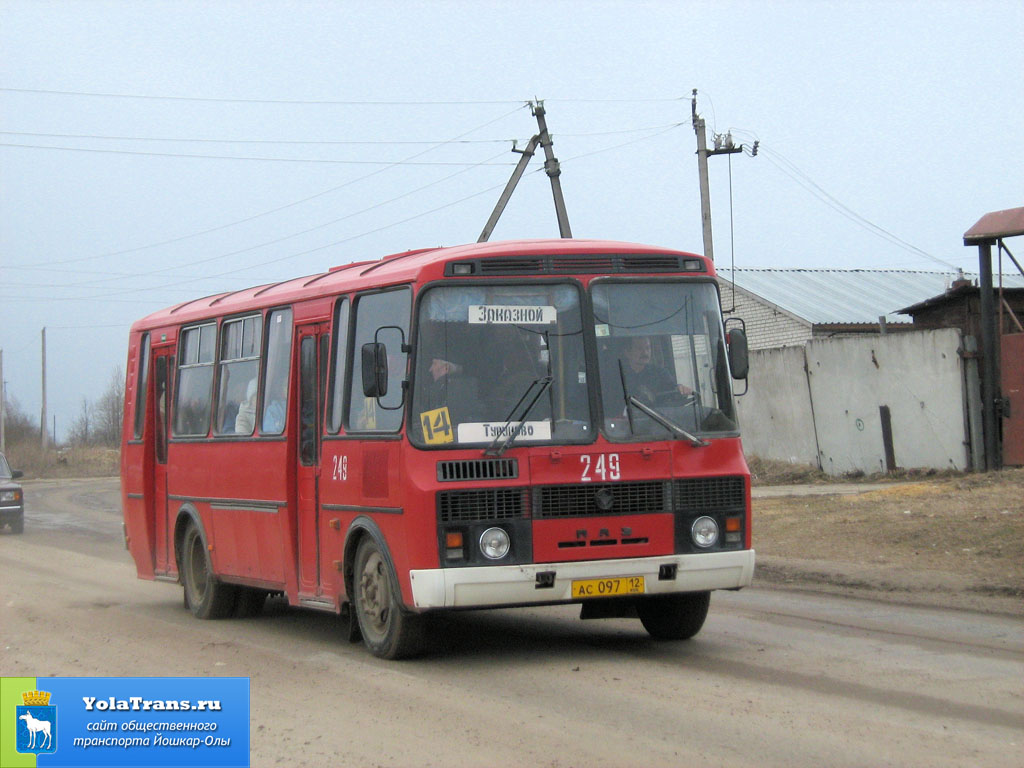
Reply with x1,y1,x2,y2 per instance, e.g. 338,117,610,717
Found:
424,356,480,423
235,379,258,434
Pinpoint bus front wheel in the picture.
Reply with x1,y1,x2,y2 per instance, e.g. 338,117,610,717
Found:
352,537,424,659
637,591,711,640
182,523,237,619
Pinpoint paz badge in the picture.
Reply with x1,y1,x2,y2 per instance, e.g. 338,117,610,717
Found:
16,689,57,754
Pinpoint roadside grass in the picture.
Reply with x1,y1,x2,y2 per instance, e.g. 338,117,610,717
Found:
4,444,119,478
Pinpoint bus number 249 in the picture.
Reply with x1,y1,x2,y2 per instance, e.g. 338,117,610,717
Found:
579,453,620,482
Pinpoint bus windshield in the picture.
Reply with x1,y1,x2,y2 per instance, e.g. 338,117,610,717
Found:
411,283,591,447
592,280,738,440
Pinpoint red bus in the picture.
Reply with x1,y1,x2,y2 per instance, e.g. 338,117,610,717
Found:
121,238,753,658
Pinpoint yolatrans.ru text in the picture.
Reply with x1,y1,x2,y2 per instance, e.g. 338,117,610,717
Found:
82,696,222,711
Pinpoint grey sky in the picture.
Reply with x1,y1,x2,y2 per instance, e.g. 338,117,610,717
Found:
1,0,1021,441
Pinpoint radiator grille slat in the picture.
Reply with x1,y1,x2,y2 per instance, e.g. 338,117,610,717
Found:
437,458,518,482
534,481,669,518
674,476,746,511
437,488,529,523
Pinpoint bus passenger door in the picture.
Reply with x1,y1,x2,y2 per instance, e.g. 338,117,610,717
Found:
151,350,172,574
296,324,329,596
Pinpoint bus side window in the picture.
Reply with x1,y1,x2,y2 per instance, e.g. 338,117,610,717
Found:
261,308,293,435
155,355,169,464
327,298,350,433
133,333,151,439
215,315,262,436
347,289,410,433
173,323,216,436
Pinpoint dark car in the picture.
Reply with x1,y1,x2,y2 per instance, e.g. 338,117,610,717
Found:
0,452,24,534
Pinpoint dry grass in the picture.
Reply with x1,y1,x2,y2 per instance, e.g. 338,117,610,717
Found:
3,444,119,478
754,468,1024,598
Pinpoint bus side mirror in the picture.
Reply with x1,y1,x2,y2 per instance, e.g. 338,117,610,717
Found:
361,342,388,397
726,328,749,380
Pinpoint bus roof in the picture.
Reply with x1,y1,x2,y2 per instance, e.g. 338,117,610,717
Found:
131,238,709,332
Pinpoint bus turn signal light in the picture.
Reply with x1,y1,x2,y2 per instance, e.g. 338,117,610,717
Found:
725,517,741,532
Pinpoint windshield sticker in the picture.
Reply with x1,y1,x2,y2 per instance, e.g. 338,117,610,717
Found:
457,421,552,443
594,324,610,337
468,305,557,325
419,407,454,445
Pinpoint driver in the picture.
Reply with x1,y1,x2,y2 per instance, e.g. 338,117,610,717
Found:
622,336,693,404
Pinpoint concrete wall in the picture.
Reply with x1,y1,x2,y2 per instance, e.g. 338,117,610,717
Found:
735,346,818,465
736,328,969,475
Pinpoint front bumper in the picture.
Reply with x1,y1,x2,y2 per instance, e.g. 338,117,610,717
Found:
0,504,23,523
409,549,755,609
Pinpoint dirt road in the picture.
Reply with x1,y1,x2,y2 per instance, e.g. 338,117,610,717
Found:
2,478,1022,767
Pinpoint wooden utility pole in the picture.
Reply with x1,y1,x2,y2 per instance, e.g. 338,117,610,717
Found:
532,102,572,239
41,327,47,450
478,100,571,242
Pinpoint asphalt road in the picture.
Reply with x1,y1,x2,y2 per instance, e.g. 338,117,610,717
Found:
2,478,1021,767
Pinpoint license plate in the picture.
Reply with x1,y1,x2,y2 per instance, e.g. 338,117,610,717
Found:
571,576,645,598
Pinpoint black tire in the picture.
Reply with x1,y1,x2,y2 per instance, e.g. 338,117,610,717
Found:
10,516,24,534
232,587,268,618
181,523,237,619
637,591,711,640
352,537,424,659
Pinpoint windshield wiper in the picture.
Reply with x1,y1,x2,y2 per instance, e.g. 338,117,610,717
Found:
619,360,708,448
484,376,553,457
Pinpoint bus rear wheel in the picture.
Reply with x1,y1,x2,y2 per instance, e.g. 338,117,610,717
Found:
352,537,424,659
637,591,711,640
182,523,237,619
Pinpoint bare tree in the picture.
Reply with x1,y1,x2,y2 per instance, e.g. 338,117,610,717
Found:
1,392,38,446
94,367,125,447
68,396,92,446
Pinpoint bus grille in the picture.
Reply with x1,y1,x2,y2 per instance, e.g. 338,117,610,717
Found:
533,481,670,518
437,458,518,482
459,254,704,276
437,488,529,522
478,258,545,275
673,476,746,511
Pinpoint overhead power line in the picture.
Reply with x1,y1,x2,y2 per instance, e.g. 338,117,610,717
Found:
0,130,515,146
70,149,512,288
0,87,528,105
1,87,687,106
0,141,517,165
17,104,528,269
755,144,958,271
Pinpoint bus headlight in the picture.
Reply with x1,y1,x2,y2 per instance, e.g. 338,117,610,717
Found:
479,527,511,560
691,516,719,548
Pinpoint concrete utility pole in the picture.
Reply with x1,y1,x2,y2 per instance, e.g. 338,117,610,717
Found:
691,89,746,263
41,327,48,451
692,90,715,262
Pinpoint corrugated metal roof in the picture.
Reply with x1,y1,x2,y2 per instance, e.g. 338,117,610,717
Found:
719,268,1024,325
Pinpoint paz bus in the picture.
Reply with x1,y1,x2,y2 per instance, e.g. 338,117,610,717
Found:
120,238,753,659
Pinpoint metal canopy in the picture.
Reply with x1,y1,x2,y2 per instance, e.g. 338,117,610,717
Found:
963,206,1024,245
963,204,1024,471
